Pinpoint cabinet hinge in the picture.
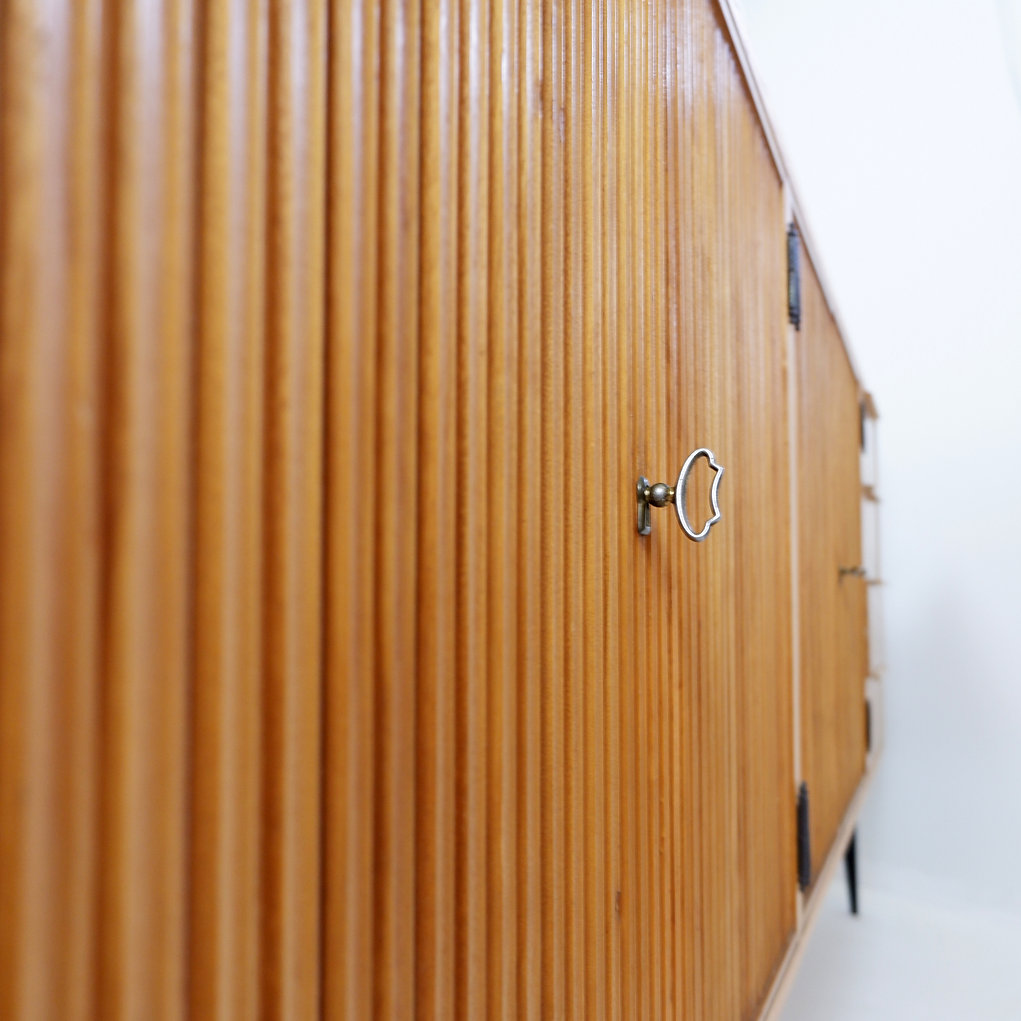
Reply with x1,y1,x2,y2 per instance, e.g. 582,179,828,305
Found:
787,223,802,330
796,782,812,891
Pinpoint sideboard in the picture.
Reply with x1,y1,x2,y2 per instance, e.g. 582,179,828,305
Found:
0,0,882,1017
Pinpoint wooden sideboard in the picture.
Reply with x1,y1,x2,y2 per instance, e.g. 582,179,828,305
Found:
0,0,881,1017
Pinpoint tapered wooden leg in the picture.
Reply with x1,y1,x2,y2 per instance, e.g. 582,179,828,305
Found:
844,830,859,916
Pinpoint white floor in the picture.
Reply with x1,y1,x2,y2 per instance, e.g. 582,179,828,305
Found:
781,867,1021,1020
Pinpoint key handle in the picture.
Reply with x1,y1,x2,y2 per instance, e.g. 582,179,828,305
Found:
636,448,725,541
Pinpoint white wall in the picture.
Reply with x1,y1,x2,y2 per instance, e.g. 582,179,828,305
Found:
733,0,1021,913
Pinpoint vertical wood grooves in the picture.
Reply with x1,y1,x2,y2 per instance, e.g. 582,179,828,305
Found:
516,0,543,1014
97,2,200,1015
417,0,458,1016
564,0,584,1014
0,1,872,1018
540,0,565,1016
653,2,668,1012
261,0,326,1016
325,0,380,1017
58,5,106,1017
0,3,70,1017
486,3,520,1016
580,4,608,1021
151,4,197,1016
599,4,624,1017
455,1,488,1016
613,2,638,1015
664,3,682,1015
630,4,649,1018
190,1,268,1016
367,0,420,1018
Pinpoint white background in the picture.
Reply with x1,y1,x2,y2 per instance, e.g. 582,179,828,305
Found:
730,0,1021,1015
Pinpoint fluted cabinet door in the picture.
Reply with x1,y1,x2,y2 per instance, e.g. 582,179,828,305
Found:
326,2,799,1018
795,236,869,894
0,1,327,1018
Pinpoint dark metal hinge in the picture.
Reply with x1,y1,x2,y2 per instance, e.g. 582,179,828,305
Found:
796,782,812,891
787,223,802,330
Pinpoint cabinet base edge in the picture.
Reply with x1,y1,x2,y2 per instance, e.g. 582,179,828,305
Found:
758,760,880,1021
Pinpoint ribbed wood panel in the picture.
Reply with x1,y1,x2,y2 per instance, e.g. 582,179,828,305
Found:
189,2,265,1015
97,2,196,1015
325,2,798,1017
796,239,869,893
0,1,867,1018
0,4,77,1016
0,1,326,1018
669,18,797,1016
